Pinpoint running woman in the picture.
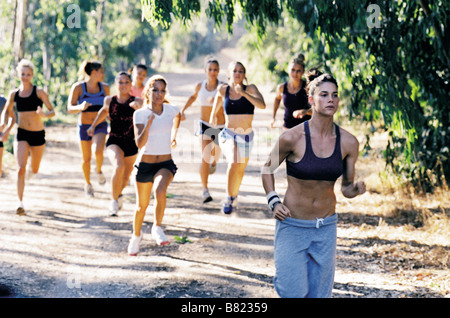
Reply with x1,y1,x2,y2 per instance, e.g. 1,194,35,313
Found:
180,58,224,203
130,64,148,98
261,72,366,298
0,59,55,215
210,61,266,214
128,75,181,255
67,60,110,197
271,54,311,130
87,72,143,216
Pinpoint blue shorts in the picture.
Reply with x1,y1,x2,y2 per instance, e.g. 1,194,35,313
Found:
78,121,108,141
274,214,338,298
218,127,254,163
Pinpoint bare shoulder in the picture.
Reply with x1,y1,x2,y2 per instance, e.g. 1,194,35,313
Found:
70,81,83,92
280,124,305,148
35,86,48,97
218,83,228,95
339,126,360,154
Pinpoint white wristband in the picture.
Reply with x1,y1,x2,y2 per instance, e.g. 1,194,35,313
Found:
266,191,281,210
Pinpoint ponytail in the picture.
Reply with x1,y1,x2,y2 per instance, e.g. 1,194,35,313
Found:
77,60,102,81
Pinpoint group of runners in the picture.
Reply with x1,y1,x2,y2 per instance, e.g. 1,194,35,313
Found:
0,54,365,298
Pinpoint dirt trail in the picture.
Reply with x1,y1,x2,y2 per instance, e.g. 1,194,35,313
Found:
0,63,448,298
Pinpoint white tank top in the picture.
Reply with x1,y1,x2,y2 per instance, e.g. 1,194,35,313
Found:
197,80,221,107
133,104,180,155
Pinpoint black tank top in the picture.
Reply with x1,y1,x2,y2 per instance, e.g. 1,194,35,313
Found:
14,86,43,112
282,81,309,128
108,96,136,139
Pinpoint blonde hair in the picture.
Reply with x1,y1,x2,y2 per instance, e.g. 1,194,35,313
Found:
16,59,35,75
142,75,169,105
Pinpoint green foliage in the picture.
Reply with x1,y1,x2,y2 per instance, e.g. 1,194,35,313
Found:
141,0,450,193
1,0,160,116
174,236,192,244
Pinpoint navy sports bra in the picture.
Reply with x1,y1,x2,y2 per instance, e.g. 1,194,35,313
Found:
14,86,43,112
286,121,343,182
78,82,106,112
224,85,254,115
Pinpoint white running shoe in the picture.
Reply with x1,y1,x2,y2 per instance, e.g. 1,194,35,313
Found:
84,183,94,197
118,194,124,210
202,189,213,203
110,200,119,216
128,233,142,256
151,225,169,246
97,171,106,185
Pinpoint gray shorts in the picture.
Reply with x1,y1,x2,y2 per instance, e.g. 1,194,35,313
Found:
274,214,338,298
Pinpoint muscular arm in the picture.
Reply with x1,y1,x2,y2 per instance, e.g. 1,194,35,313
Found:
272,84,283,126
133,111,154,149
87,97,111,136
209,85,225,126
241,84,265,109
36,88,55,118
262,130,297,220
67,83,88,113
180,82,200,120
0,92,16,141
341,131,366,198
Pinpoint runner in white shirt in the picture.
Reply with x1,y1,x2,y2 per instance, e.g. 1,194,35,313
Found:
128,75,181,255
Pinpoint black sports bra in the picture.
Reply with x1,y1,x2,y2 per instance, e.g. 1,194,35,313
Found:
223,85,254,115
286,121,343,182
14,86,43,112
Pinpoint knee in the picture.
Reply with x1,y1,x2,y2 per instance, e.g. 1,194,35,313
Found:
135,204,148,215
17,166,26,177
114,161,125,174
82,156,91,165
95,147,104,157
154,187,167,201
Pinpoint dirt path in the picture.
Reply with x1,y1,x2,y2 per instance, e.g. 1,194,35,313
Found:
0,64,448,298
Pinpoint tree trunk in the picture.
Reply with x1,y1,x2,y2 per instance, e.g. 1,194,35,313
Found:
13,0,28,66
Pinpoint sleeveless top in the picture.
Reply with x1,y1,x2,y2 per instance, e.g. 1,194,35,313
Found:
78,82,106,112
223,85,254,115
133,104,180,155
282,81,309,128
14,86,43,112
286,121,343,182
130,86,144,98
109,96,136,140
197,80,220,106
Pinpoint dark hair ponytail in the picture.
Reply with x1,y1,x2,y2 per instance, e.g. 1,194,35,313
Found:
115,71,132,82
78,60,102,81
305,68,338,105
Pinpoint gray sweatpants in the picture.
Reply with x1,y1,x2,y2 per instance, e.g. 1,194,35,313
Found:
274,214,338,298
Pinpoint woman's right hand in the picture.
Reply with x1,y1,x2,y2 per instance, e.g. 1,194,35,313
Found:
81,101,92,111
273,203,291,221
147,112,155,123
86,126,94,137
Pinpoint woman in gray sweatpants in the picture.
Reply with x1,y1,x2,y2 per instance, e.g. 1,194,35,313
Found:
262,71,366,298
